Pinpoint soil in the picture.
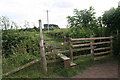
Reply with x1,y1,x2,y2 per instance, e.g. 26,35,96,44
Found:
72,60,119,78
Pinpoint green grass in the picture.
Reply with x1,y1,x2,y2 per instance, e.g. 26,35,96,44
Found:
2,54,113,78
2,55,93,78
2,31,114,78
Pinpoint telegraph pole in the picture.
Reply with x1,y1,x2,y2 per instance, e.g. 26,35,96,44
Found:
118,1,120,7
47,10,49,31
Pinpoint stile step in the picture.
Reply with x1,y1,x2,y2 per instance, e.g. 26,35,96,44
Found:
57,53,70,60
70,62,77,67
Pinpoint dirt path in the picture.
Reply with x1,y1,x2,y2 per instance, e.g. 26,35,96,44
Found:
72,60,119,78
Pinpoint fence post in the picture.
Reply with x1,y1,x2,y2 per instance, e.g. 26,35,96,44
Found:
39,20,47,73
69,38,73,62
110,36,113,55
90,35,94,57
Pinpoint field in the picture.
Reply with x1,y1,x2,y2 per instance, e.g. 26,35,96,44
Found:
2,29,116,78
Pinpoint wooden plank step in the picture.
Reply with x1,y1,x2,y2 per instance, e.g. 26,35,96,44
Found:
70,62,77,67
57,53,70,60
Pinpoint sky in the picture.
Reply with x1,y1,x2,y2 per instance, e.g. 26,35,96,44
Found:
0,0,120,28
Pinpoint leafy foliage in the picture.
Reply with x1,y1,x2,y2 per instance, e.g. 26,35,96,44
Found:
102,7,120,57
67,6,96,28
2,29,40,57
45,28,69,41
67,6,104,37
102,7,120,34
0,16,18,30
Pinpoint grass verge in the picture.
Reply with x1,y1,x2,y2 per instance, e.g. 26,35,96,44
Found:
2,55,112,78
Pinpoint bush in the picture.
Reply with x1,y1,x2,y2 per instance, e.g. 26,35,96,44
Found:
2,29,40,57
45,28,69,41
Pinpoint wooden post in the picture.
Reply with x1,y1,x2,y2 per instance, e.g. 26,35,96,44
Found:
39,20,47,73
90,35,94,57
110,36,113,55
64,60,70,68
69,38,73,62
3,58,41,76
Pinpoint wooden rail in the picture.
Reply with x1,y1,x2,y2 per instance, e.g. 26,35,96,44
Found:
46,47,91,55
71,37,113,41
44,42,68,46
94,50,111,56
70,36,113,61
3,58,41,76
94,47,111,51
71,41,111,48
45,36,113,62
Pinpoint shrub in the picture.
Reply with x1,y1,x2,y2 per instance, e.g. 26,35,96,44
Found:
2,29,40,57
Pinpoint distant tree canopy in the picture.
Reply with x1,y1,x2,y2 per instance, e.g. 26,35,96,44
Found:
67,6,96,28
0,16,18,30
67,6,102,37
102,7,120,35
44,24,60,30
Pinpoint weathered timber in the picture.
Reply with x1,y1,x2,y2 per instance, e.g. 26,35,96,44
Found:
72,43,91,47
90,35,94,56
71,37,113,41
110,36,113,54
48,54,91,64
39,20,47,73
57,53,70,68
70,62,77,67
3,58,41,76
71,40,91,44
93,41,111,45
94,50,111,56
57,53,70,60
70,39,73,62
44,42,68,46
94,47,111,51
46,47,91,55
71,41,111,48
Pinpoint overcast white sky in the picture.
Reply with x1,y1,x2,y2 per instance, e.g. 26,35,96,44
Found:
0,0,120,28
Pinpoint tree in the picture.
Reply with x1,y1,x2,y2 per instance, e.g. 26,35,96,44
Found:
67,6,100,37
102,7,120,35
0,16,10,30
24,20,30,28
102,7,120,58
11,21,18,29
0,16,18,30
67,6,96,28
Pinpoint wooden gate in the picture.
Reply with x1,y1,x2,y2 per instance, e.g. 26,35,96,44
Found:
45,36,113,68
70,36,113,61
